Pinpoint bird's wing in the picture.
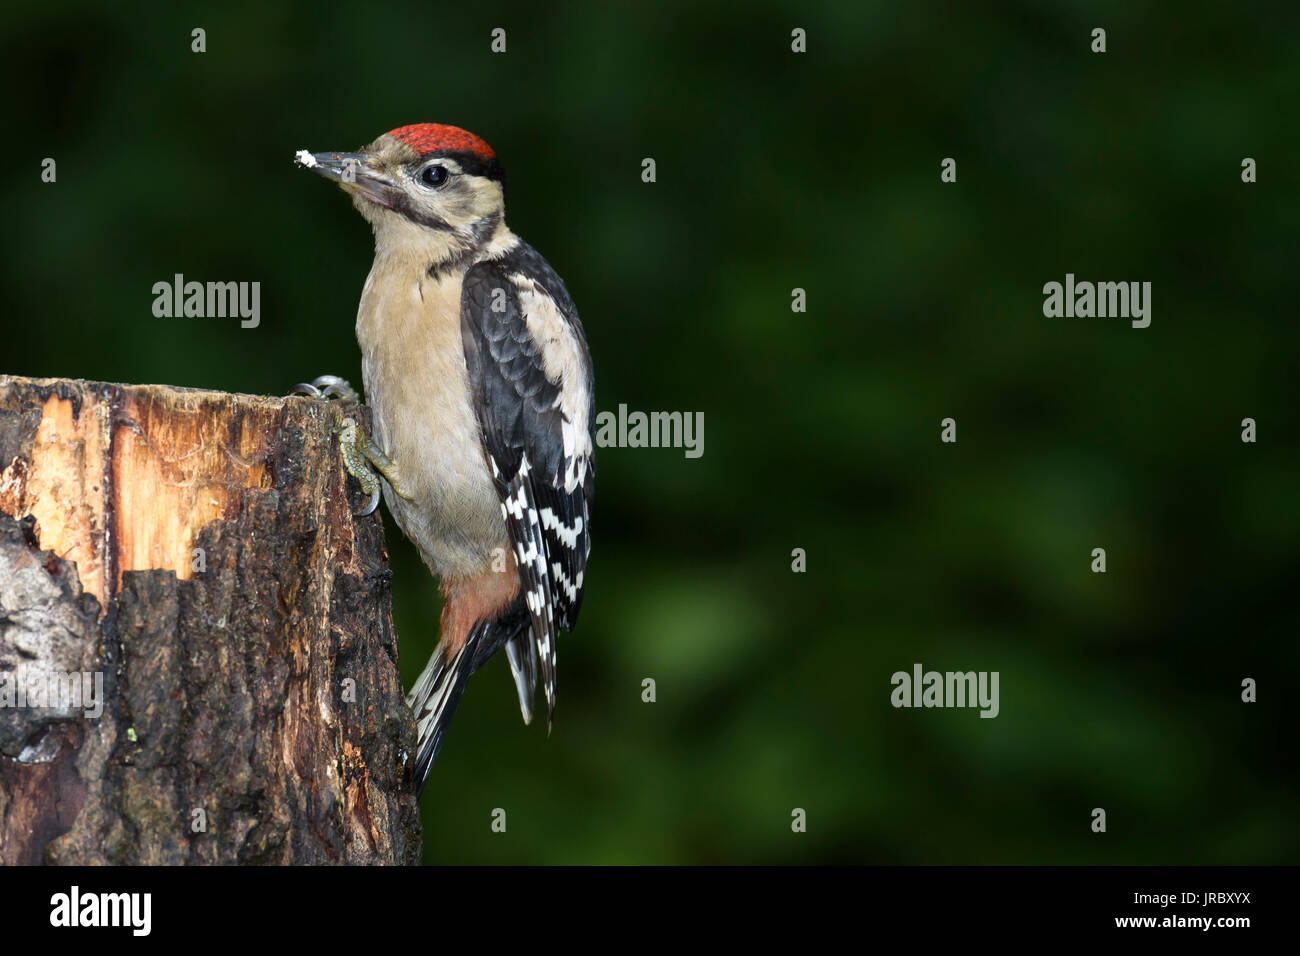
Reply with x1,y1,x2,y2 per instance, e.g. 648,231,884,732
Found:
460,239,595,726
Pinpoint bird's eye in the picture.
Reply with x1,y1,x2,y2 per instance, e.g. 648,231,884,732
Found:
420,164,450,187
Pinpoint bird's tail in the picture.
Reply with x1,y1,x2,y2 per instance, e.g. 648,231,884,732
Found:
407,600,528,793
407,641,473,793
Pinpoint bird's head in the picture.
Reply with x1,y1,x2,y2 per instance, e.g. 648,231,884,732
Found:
296,123,506,260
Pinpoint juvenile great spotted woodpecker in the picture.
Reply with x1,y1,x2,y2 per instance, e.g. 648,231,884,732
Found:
293,124,595,791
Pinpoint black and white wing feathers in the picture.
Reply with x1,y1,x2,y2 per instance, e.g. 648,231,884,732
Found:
460,239,595,727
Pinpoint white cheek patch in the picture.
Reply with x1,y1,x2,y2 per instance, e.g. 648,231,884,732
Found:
433,174,502,229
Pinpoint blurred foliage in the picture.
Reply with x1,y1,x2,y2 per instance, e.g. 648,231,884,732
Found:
1,0,1297,864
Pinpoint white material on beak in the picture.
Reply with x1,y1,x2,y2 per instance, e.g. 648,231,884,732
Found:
294,149,318,168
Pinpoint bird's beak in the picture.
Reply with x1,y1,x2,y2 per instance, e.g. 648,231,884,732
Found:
294,149,399,209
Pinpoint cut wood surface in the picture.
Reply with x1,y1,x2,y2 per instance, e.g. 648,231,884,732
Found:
0,376,421,864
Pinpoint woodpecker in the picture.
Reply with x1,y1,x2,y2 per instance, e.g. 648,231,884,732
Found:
293,124,595,791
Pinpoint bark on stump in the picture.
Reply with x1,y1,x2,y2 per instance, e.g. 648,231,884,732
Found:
0,375,421,864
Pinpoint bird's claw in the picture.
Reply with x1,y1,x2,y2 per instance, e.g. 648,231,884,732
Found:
288,377,408,516
334,415,414,516
289,377,386,516
359,485,381,517
335,416,382,517
289,374,359,402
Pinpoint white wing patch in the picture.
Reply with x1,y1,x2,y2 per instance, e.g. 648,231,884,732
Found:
516,278,593,492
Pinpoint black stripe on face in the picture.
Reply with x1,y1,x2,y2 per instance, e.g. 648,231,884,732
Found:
427,149,504,183
426,213,504,281
394,194,453,231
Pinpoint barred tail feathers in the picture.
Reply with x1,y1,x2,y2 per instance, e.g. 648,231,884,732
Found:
407,599,529,792
407,642,472,793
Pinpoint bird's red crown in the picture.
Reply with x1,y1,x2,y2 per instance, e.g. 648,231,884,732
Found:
386,123,496,160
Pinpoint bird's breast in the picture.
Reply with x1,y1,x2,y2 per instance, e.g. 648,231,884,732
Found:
355,257,505,577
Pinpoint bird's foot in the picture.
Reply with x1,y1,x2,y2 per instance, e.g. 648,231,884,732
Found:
289,374,359,402
288,375,410,516
334,416,414,516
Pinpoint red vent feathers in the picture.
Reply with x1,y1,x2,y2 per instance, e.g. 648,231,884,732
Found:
386,123,496,160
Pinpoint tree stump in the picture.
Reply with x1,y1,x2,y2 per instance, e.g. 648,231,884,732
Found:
0,375,421,864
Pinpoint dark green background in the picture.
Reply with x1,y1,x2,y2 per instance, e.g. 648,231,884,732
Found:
3,1,1296,864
